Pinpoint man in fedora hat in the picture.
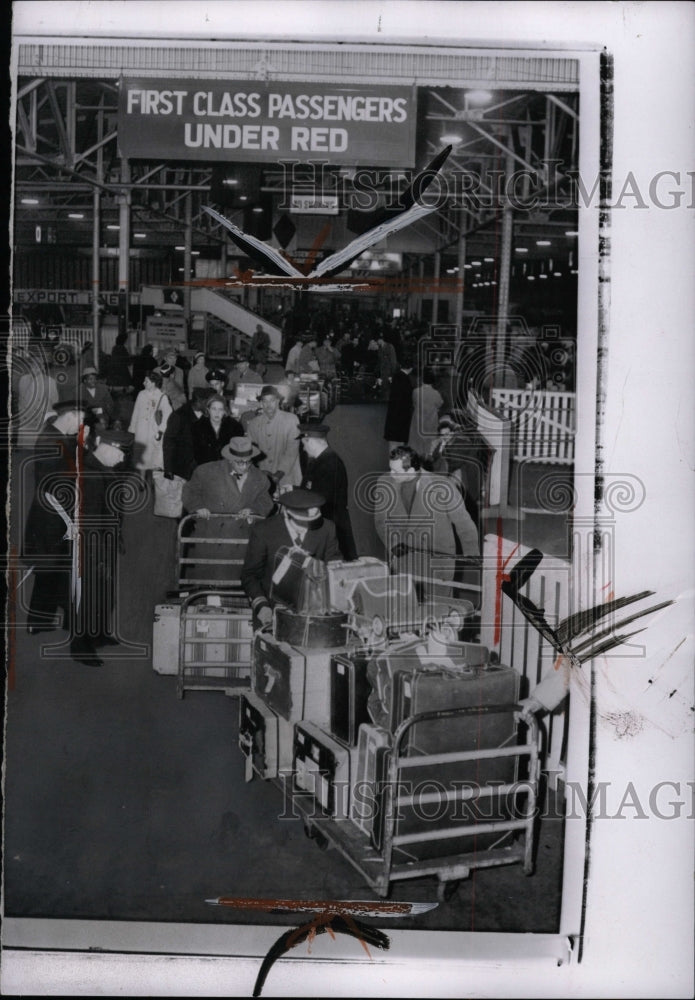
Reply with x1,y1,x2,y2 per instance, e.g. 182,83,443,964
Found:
241,488,340,628
246,384,302,490
298,423,358,561
182,436,274,584
78,366,116,426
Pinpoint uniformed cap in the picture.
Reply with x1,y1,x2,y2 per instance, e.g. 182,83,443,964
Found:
53,399,85,414
278,488,325,522
98,428,134,449
206,368,227,382
297,423,330,438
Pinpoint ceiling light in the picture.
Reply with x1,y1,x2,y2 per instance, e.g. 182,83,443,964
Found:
178,267,184,272
466,89,493,104
252,206,264,213
440,133,464,146
536,240,551,246
222,178,239,186
107,224,120,231
484,281,490,286
134,232,146,238
554,272,562,277
484,257,494,263
515,247,528,253
491,280,497,285
175,245,186,251
539,274,548,279
191,250,200,255
528,275,535,281
239,195,248,202
463,263,472,270
565,230,579,236
471,260,482,267
571,269,578,275
68,213,84,219
21,197,39,205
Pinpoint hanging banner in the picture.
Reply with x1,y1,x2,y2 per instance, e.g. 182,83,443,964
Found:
118,78,416,166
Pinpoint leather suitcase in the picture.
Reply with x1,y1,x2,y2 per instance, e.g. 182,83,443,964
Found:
349,573,420,636
326,557,389,612
370,663,521,860
252,633,305,722
238,691,295,781
274,606,348,649
329,649,373,746
293,721,353,819
350,722,392,837
253,633,350,727
153,603,180,675
366,638,425,731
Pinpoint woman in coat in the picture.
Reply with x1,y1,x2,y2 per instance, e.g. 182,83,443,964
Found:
191,394,244,467
187,352,209,395
128,370,172,475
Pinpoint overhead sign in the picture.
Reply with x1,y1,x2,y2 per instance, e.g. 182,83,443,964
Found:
118,79,416,166
14,288,141,306
145,314,187,344
289,192,339,215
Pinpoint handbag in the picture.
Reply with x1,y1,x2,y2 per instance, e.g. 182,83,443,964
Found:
269,545,329,615
152,470,184,518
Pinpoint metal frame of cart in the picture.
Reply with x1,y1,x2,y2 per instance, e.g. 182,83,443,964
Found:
290,703,540,901
175,513,261,698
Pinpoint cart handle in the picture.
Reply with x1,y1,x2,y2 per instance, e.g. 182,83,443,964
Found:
391,702,538,758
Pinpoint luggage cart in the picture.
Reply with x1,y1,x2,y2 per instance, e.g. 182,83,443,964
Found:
293,703,540,900
175,513,261,699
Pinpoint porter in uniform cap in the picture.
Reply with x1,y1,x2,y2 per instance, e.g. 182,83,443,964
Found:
206,368,227,383
297,423,330,439
277,487,325,523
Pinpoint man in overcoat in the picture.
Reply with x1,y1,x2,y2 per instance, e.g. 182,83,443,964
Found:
298,423,358,561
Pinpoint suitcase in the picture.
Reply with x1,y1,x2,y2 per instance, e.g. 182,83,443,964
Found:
293,721,353,819
274,606,348,649
326,557,389,612
350,722,392,837
422,631,490,669
253,633,349,727
366,638,426,731
270,547,330,615
370,663,521,860
253,633,305,722
349,573,420,636
181,604,254,678
153,603,180,675
330,649,373,746
238,691,295,780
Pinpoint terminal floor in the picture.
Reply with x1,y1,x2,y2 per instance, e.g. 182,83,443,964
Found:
3,402,568,935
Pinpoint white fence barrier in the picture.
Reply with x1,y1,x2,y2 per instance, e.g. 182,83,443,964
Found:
490,388,575,464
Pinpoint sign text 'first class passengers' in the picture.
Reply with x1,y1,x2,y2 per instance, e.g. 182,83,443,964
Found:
118,78,416,166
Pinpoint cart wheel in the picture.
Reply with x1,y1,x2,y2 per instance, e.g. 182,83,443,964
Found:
438,880,461,903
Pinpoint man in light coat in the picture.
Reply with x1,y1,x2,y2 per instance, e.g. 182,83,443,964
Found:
246,384,302,489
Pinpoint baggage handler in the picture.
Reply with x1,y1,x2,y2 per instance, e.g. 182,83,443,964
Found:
240,488,340,629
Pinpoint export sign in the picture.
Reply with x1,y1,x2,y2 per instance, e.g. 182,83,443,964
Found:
118,79,416,166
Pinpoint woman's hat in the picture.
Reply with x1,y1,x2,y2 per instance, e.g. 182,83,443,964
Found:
278,488,325,523
221,437,261,461
194,352,206,363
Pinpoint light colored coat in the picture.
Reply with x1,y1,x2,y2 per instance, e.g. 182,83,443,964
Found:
128,387,172,471
246,408,301,486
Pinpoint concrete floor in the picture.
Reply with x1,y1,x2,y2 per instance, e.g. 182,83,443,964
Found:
3,400,567,935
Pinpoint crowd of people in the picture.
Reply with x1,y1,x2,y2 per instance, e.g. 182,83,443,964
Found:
17,311,496,668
